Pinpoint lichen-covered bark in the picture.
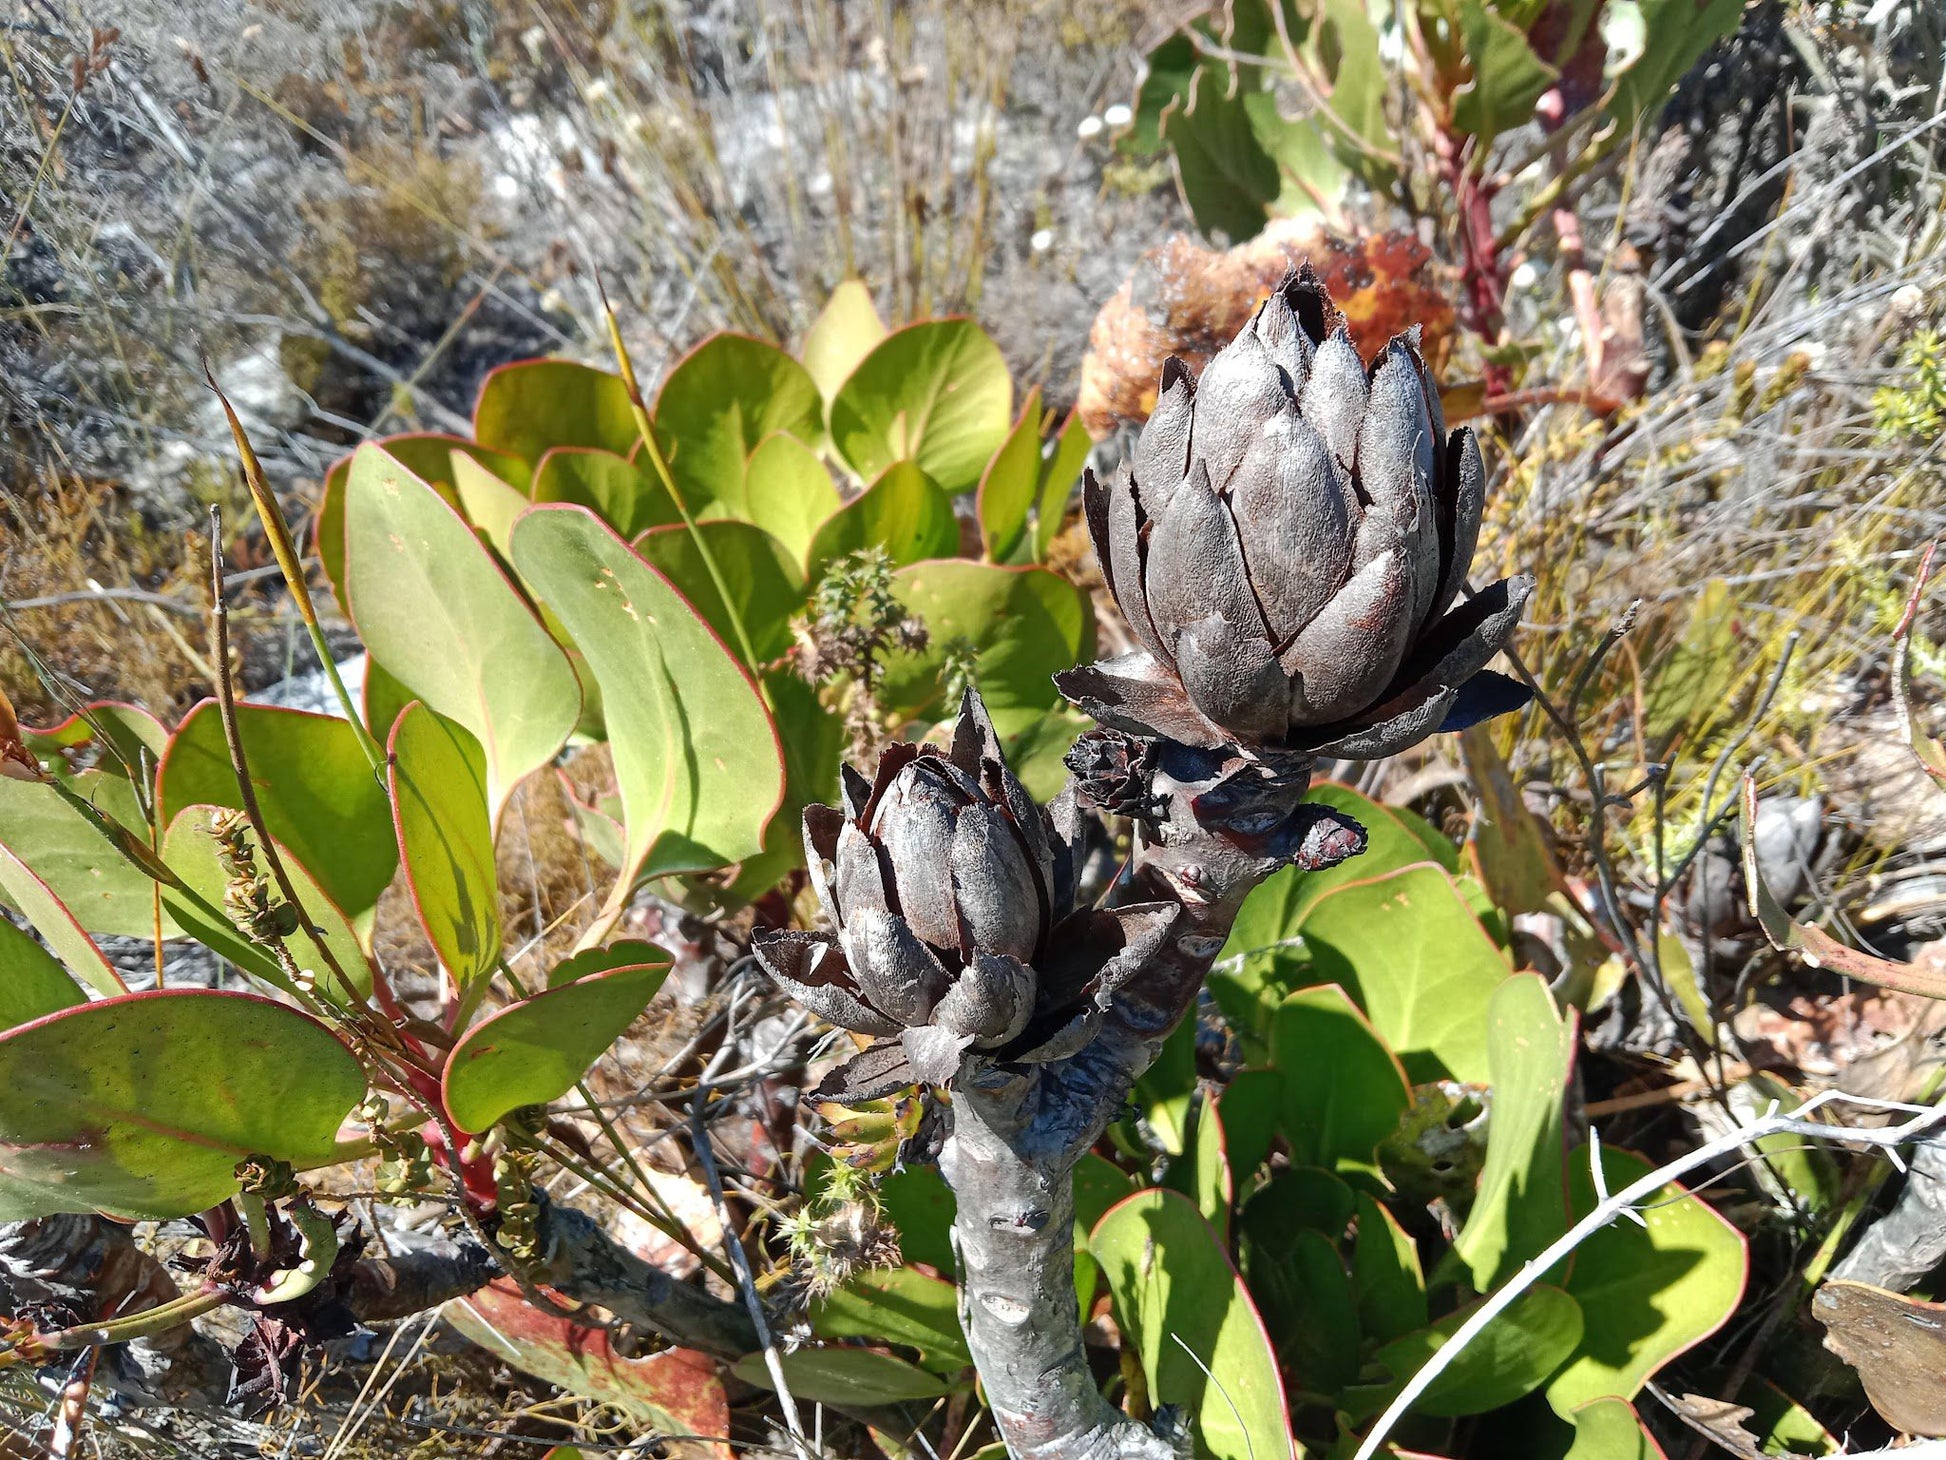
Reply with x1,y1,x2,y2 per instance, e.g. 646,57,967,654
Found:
938,737,1363,1460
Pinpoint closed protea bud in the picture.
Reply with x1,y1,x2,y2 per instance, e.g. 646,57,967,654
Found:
1057,265,1533,758
755,689,1177,1096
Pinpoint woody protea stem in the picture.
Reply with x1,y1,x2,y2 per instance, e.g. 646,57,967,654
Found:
939,736,1364,1460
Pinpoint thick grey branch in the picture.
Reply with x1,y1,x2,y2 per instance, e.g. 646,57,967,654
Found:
0,1197,757,1413
532,1197,760,1360
939,739,1359,1460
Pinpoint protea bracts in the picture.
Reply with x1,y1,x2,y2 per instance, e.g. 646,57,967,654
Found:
1057,264,1533,758
754,690,1177,1096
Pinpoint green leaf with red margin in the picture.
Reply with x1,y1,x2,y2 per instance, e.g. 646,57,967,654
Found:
652,334,824,521
1455,973,1575,1291
1352,1191,1427,1346
1214,1066,1282,1184
509,506,785,896
389,703,500,992
0,839,126,999
1546,1146,1748,1415
0,915,85,1028
158,700,398,925
344,444,581,818
877,561,1094,735
315,435,529,611
731,1347,960,1408
976,386,1048,565
22,702,167,790
1563,1397,1668,1459
1271,983,1410,1171
1031,408,1093,561
829,319,1013,495
1293,864,1513,1083
804,461,960,581
800,279,888,405
1237,1187,1361,1396
158,805,374,1002
1359,1284,1583,1420
446,1277,729,1458
0,774,171,940
743,432,844,566
531,446,679,541
812,1267,972,1373
0,989,365,1220
442,942,670,1133
1190,1097,1234,1242
473,360,641,464
632,521,807,669
1213,782,1458,1042
1092,1187,1296,1460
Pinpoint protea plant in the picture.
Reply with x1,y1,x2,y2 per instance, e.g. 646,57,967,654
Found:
1057,264,1533,758
753,690,1178,1095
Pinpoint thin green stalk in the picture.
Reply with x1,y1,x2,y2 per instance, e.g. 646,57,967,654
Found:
595,284,764,679
48,1287,229,1351
205,367,384,774
206,508,379,1025
496,961,712,1271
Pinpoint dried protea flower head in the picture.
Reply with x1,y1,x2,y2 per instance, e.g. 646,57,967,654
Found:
1058,264,1533,759
755,688,1177,1098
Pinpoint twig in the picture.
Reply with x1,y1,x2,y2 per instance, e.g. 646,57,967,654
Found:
690,1029,807,1451
205,506,375,1024
1350,1090,1946,1460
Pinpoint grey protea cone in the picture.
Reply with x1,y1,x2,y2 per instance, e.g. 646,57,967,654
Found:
1057,265,1533,758
754,689,1178,1098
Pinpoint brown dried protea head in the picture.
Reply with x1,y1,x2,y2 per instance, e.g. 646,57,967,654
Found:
1057,265,1531,759
753,688,1178,1096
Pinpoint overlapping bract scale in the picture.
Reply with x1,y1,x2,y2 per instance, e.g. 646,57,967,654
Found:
1058,264,1533,759
753,689,1177,1096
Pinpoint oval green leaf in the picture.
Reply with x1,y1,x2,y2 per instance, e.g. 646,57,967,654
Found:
652,334,823,520
390,703,500,992
1295,863,1513,1083
316,435,528,609
158,700,398,923
632,521,808,668
1213,782,1459,1039
510,506,785,897
1563,1397,1666,1460
473,360,641,464
0,776,170,940
1546,1146,1747,1414
829,318,1013,494
730,1347,957,1408
0,897,88,1025
1092,1188,1296,1460
531,446,678,541
1455,973,1574,1291
443,943,669,1133
744,432,843,565
1369,1283,1584,1419
976,386,1047,565
1271,983,1409,1171
1031,409,1093,561
157,806,374,1002
0,839,126,999
877,562,1094,731
801,279,888,404
0,989,365,1219
812,1267,972,1374
804,461,960,581
344,443,581,816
